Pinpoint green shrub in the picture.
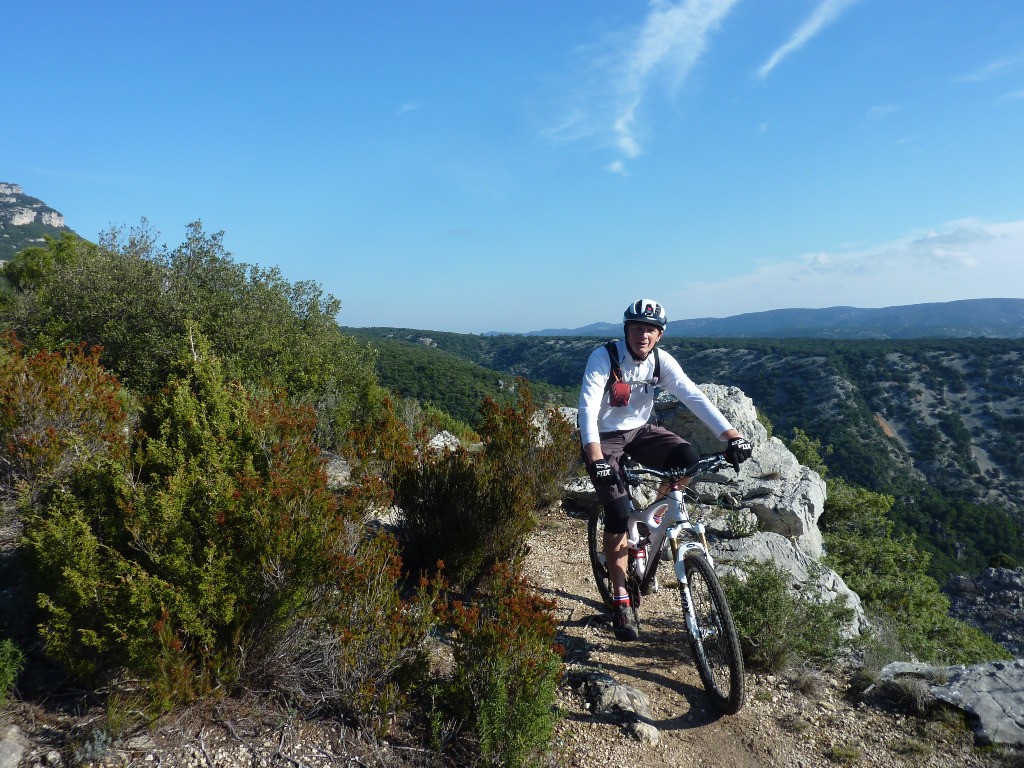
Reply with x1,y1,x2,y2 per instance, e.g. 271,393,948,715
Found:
22,332,430,721
394,446,535,591
440,564,562,768
387,381,574,591
256,525,438,734
786,427,830,477
988,553,1019,569
822,477,1011,664
478,379,579,510
721,559,853,671
0,639,25,703
0,223,376,451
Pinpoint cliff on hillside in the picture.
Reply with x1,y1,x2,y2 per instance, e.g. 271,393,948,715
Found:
0,182,75,261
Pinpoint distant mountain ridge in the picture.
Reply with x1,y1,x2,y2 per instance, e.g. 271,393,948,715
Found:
0,182,75,261
513,298,1024,340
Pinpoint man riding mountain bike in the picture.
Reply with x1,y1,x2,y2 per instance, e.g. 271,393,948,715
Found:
578,298,752,641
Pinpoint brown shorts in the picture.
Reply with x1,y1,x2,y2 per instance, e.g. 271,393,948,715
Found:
583,424,699,533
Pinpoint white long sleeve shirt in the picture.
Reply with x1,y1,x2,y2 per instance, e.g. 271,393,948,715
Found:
577,339,734,447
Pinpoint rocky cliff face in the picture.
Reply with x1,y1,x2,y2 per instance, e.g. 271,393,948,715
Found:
0,182,74,261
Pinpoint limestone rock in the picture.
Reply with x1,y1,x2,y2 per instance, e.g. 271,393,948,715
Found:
879,659,1024,747
712,531,867,637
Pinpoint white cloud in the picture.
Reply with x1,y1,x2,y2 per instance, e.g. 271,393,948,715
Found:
547,0,738,168
673,219,1024,318
609,0,738,160
758,0,863,79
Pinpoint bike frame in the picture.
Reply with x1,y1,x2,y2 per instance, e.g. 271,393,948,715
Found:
621,455,731,634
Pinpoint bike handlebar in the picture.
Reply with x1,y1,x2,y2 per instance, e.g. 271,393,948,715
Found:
620,452,734,485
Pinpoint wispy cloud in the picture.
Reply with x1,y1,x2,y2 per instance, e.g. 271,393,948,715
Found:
758,0,863,79
609,0,739,160
954,53,1024,83
546,0,738,169
672,219,1024,317
395,102,419,116
867,104,902,120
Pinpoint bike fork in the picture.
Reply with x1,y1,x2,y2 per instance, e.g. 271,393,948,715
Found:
671,543,700,636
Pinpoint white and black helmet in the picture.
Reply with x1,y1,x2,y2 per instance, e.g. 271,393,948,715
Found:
623,298,667,329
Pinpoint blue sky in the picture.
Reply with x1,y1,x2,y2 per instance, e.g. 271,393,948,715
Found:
6,1,1024,333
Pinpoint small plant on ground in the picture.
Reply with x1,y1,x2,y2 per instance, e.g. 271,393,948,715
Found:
721,558,854,672
788,664,827,697
0,638,24,704
826,744,861,764
438,564,563,768
779,713,810,734
891,737,928,755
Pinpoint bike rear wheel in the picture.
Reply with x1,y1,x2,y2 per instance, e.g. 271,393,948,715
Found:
587,508,615,609
681,551,745,714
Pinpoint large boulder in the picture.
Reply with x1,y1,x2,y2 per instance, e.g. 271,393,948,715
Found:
711,532,867,638
655,384,827,558
878,659,1024,747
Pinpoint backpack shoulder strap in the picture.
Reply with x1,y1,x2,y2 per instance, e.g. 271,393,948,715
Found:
652,347,661,384
604,340,622,389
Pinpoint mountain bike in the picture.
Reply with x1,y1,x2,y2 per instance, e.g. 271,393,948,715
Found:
587,452,745,714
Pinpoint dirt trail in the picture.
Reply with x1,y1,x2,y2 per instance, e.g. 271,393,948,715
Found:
525,505,1003,768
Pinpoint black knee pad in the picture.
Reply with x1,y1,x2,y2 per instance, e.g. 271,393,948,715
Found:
603,495,633,534
666,442,700,472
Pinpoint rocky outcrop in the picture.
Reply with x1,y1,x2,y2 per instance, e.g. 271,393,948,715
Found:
877,660,1024,746
655,384,827,558
0,181,74,261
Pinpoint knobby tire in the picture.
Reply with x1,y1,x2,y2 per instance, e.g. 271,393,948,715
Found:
587,508,614,609
682,551,745,714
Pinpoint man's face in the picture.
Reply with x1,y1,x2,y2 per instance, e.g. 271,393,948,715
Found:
625,322,663,358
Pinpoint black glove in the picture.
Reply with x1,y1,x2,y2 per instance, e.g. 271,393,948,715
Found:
590,460,617,486
724,437,753,471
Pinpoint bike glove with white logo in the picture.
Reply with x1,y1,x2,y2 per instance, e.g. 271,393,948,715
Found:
725,437,753,471
590,460,618,486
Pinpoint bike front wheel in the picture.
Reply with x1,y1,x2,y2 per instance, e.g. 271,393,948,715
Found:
587,508,615,609
681,551,745,714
